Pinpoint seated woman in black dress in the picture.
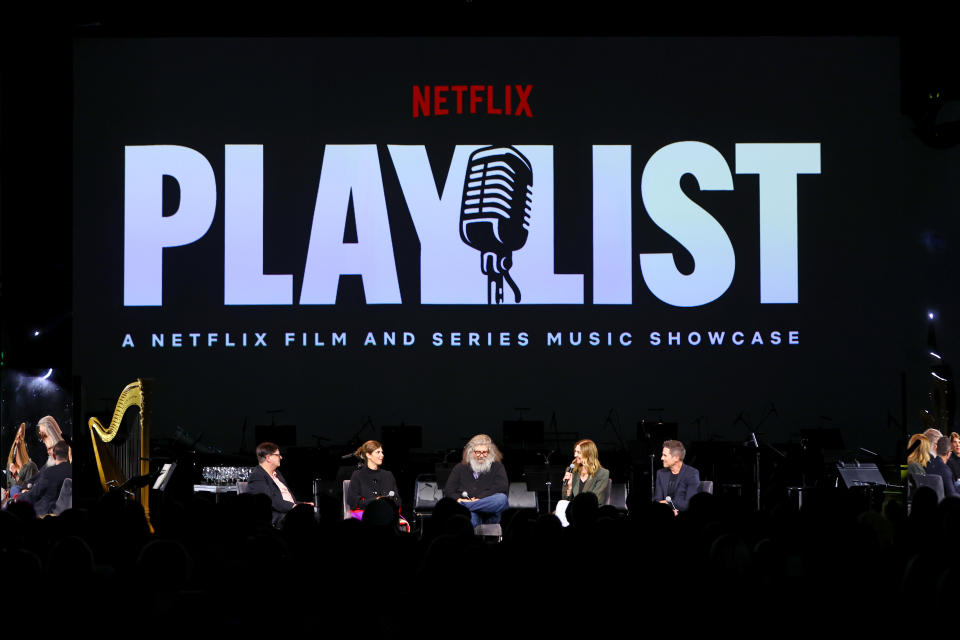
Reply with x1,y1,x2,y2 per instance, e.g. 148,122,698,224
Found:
347,440,399,518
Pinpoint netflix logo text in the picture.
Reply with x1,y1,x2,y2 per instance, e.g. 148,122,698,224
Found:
412,85,533,118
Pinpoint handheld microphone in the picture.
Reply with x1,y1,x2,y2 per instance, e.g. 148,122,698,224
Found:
665,496,678,512
462,491,470,500
459,145,533,304
563,462,575,486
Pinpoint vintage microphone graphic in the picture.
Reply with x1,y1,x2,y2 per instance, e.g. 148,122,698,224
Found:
459,146,533,304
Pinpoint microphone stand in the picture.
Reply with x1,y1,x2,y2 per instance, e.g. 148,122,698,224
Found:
752,435,760,512
639,418,656,498
734,409,760,511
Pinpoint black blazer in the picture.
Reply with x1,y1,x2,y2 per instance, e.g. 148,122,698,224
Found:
247,465,297,525
926,456,958,498
652,463,700,511
24,461,72,516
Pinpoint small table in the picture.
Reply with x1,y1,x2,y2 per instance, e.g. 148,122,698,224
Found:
193,484,238,503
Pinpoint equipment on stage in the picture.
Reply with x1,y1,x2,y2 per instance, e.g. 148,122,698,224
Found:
152,461,177,491
88,378,152,522
834,461,891,489
835,462,897,512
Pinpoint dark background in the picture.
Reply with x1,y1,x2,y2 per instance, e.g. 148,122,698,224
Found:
3,6,959,476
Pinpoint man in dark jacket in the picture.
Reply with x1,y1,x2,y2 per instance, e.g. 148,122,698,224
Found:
246,442,312,527
926,436,958,498
444,434,509,527
21,439,71,516
652,439,700,515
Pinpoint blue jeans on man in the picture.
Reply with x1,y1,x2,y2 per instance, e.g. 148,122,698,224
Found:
462,493,509,527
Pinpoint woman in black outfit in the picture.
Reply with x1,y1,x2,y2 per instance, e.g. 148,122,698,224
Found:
347,440,398,515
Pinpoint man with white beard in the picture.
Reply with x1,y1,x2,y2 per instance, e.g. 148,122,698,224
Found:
444,434,509,527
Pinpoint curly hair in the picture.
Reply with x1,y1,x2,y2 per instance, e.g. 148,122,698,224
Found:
462,434,502,464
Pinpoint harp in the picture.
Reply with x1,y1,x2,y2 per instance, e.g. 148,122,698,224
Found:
88,379,151,521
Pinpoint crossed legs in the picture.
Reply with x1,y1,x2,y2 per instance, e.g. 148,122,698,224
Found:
461,493,509,527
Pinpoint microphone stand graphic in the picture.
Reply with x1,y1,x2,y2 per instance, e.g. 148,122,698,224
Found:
459,146,533,304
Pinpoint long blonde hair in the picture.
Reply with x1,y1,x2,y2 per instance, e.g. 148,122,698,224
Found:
908,433,931,468
574,439,602,477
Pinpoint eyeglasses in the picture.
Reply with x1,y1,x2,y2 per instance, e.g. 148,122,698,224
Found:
268,452,282,458
474,449,489,456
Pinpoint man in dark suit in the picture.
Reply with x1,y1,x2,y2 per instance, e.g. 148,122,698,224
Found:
246,442,312,527
927,436,958,498
652,439,700,515
21,439,72,516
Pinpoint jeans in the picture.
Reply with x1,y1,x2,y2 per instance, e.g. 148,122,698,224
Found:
461,492,509,527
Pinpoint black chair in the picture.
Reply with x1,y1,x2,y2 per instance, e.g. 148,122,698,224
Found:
412,474,443,535
908,472,944,503
342,480,353,519
607,481,628,510
52,477,72,515
507,481,538,510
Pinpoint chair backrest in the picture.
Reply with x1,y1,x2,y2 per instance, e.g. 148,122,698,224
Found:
236,481,249,494
413,475,442,513
342,480,352,519
507,481,537,510
474,523,502,540
599,478,612,506
698,480,714,495
909,472,944,502
52,477,73,515
607,482,628,510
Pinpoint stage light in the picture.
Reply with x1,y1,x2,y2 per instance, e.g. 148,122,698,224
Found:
927,311,935,320
33,329,40,337
931,351,942,359
41,368,53,380
932,372,947,382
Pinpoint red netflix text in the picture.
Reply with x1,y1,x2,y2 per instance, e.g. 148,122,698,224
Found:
412,84,533,118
